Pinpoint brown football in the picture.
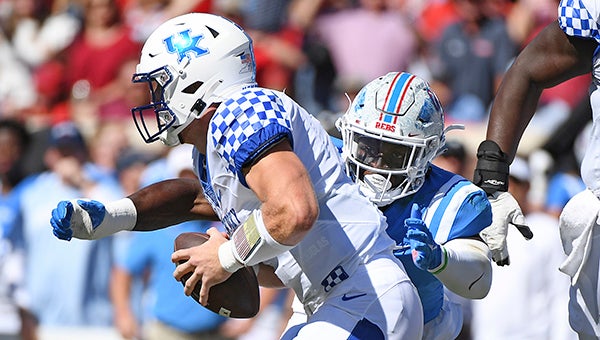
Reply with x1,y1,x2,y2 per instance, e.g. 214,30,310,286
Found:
174,232,260,318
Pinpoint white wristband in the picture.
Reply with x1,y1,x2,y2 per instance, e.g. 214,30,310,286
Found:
93,198,137,239
218,210,294,272
218,241,244,273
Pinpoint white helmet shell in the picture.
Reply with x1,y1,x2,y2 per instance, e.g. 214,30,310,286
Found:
132,13,256,146
337,72,446,205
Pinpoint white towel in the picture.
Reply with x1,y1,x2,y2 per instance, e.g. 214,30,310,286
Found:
558,189,600,283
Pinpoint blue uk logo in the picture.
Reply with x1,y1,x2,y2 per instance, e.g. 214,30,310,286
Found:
163,29,208,62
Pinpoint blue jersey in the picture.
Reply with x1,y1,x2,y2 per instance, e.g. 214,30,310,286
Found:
383,165,491,322
332,135,492,322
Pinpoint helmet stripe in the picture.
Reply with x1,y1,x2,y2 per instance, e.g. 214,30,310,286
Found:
384,72,415,114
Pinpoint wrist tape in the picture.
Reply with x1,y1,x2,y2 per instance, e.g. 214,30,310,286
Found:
218,209,294,273
73,198,137,240
473,140,509,195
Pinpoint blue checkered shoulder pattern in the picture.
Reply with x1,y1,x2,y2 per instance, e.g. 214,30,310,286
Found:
210,88,293,184
559,0,600,42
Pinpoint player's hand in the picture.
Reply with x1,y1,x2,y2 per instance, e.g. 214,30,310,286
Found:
50,199,107,241
405,203,442,271
480,191,533,266
172,227,232,306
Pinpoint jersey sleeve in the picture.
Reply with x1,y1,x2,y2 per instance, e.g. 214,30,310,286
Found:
444,189,492,241
427,178,493,244
210,88,293,186
558,0,600,42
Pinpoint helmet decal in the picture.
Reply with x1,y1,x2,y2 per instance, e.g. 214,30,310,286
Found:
382,72,416,114
131,13,257,146
163,29,208,63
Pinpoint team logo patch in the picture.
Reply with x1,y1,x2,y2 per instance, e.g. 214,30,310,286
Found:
163,29,208,62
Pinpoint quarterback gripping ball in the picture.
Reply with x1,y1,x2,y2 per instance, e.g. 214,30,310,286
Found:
174,232,260,318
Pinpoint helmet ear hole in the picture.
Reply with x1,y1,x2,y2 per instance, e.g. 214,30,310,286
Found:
183,81,203,94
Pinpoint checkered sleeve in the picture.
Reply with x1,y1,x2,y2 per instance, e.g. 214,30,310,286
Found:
558,0,600,42
210,88,293,186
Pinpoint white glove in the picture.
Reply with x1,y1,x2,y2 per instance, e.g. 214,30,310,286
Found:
480,191,533,266
51,198,137,240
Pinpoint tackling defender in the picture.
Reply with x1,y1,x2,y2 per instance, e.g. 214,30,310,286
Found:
471,0,600,337
49,13,423,339
336,72,493,339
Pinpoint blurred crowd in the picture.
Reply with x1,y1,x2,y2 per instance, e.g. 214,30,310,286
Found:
0,0,588,339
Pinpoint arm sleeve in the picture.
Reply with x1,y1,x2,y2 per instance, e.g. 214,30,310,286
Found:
434,238,492,299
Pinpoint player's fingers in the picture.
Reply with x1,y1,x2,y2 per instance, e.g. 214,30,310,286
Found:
513,223,533,240
54,201,73,223
51,220,72,240
199,277,212,306
173,259,193,281
171,248,191,264
206,227,221,237
410,203,422,219
185,271,201,297
406,229,428,243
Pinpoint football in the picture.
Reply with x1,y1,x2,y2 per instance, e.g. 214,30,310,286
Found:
174,232,260,318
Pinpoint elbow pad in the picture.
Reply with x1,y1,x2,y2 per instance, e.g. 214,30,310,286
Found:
432,238,492,299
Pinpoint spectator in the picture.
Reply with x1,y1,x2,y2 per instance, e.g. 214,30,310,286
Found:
0,30,37,118
19,121,121,327
65,0,142,126
429,0,517,122
311,0,417,111
4,0,81,69
0,119,37,340
237,0,306,93
122,0,209,43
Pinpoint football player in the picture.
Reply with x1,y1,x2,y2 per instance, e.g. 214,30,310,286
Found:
471,0,600,337
49,13,423,339
335,72,493,339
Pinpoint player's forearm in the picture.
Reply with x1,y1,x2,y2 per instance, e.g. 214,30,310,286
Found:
487,21,594,161
432,238,492,299
486,67,542,161
130,178,218,231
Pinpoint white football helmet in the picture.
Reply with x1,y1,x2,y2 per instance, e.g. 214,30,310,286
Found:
337,72,461,206
131,13,257,146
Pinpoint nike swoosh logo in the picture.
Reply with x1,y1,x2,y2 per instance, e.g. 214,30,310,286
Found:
341,293,367,301
469,272,485,290
148,53,158,58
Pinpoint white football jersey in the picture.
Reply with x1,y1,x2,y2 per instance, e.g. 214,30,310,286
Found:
192,87,395,308
558,0,600,195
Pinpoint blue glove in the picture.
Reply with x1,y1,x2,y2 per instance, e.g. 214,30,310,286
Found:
405,203,443,271
50,199,107,241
